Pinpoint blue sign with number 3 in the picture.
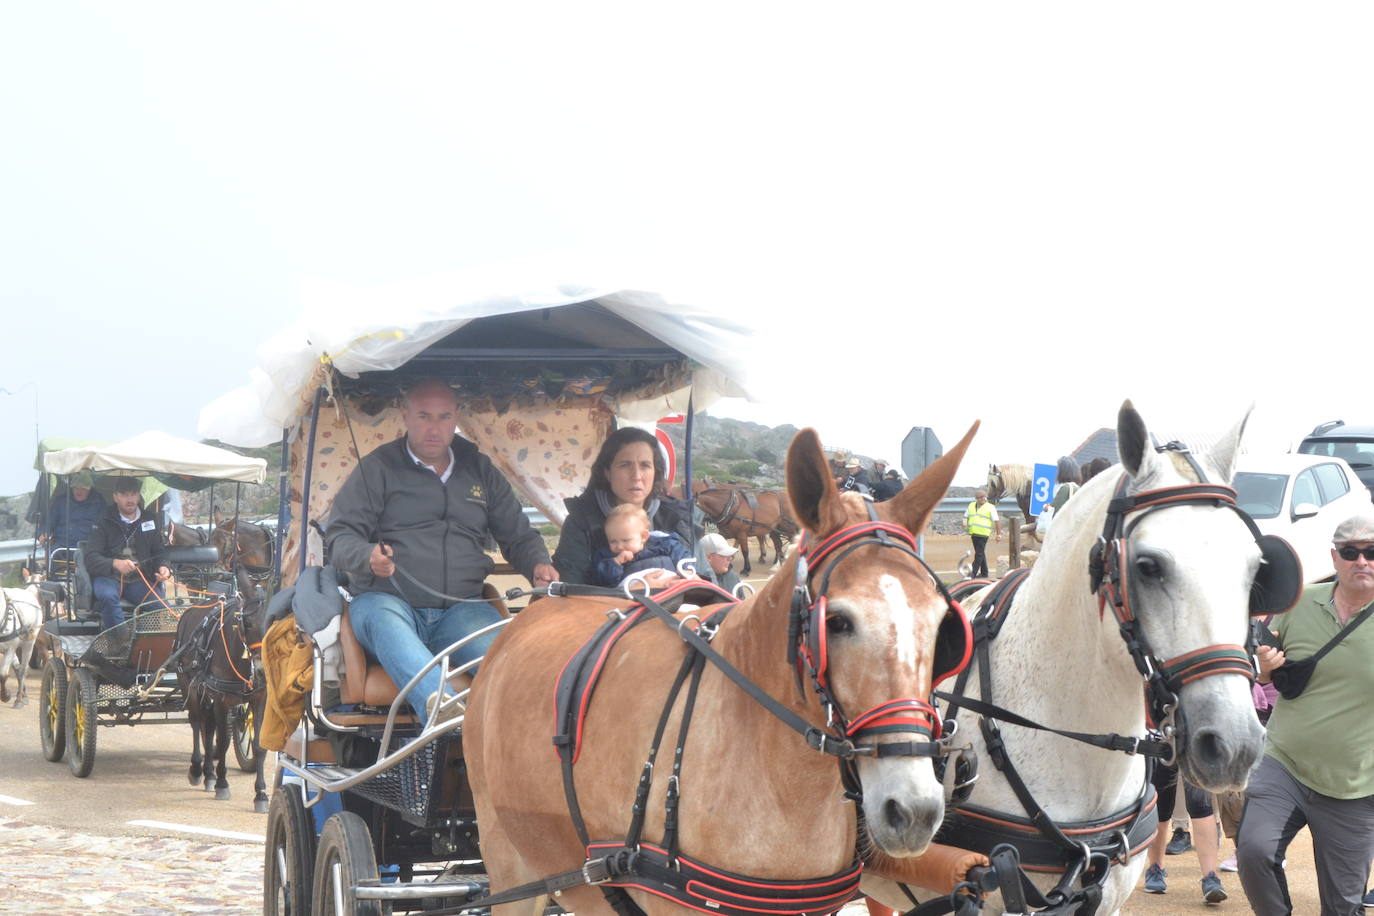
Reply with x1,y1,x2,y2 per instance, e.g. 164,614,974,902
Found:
1029,463,1058,517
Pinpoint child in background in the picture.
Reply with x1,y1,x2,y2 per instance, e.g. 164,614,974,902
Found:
593,503,694,587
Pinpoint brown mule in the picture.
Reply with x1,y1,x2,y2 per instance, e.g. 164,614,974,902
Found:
466,423,979,916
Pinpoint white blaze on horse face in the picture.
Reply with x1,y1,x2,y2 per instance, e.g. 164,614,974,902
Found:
877,573,925,674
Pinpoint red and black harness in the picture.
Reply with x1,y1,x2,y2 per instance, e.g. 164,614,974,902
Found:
478,511,974,916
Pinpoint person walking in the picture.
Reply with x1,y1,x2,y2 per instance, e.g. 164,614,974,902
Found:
963,489,1000,579
1238,512,1374,916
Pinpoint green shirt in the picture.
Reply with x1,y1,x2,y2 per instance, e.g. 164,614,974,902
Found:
1264,582,1374,799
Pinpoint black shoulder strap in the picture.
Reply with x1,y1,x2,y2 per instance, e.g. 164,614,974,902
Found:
1306,596,1374,665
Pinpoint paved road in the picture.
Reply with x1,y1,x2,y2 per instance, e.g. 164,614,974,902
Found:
0,666,266,915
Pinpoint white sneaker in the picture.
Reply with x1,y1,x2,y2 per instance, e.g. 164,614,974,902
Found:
425,691,463,725
1219,854,1238,873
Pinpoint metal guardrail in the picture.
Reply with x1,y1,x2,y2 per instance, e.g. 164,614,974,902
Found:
0,539,34,565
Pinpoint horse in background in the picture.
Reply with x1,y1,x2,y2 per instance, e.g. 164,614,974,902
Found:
694,486,798,575
985,463,1041,542
209,516,274,601
0,575,43,707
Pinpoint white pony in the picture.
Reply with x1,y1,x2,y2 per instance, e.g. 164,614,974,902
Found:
865,402,1276,916
0,577,44,708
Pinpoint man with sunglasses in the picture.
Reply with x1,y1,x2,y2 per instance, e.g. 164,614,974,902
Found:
1238,512,1374,916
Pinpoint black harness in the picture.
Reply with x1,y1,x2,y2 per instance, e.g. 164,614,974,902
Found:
177,599,257,699
478,511,974,916
0,592,28,642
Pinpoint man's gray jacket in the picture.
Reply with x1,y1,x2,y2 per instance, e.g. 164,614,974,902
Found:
326,435,549,605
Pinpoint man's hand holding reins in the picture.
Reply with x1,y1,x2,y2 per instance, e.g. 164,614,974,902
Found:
370,542,396,578
532,563,558,588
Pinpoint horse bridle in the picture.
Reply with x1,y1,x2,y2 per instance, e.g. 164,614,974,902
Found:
788,503,973,790
985,466,1005,503
1088,448,1270,749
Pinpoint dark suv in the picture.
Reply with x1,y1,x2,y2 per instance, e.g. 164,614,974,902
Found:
1298,421,1374,499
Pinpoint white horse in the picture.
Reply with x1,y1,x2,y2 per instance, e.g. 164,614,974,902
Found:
865,402,1277,916
0,578,44,708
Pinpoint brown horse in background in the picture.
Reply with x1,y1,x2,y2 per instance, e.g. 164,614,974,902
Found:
209,516,274,600
467,423,980,916
694,486,798,574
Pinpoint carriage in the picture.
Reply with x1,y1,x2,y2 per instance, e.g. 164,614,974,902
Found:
31,432,268,778
206,278,1286,916
198,286,764,914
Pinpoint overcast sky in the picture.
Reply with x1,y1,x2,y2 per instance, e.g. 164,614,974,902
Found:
3,3,1372,497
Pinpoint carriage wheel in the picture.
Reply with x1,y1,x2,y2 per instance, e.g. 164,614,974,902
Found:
64,668,99,778
265,785,315,916
232,703,258,772
311,811,383,916
39,659,68,762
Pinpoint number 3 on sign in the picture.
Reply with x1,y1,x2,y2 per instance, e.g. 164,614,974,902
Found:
1029,463,1058,517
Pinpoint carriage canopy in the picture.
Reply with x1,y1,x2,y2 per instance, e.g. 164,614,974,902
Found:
42,431,268,489
195,275,760,580
198,276,760,449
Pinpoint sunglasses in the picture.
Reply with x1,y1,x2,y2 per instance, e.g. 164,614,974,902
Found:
1336,545,1374,561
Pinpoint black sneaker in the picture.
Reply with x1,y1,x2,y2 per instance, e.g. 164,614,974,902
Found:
1201,871,1227,905
1166,827,1193,855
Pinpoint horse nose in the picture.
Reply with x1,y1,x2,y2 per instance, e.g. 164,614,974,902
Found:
1188,725,1262,788
882,796,940,840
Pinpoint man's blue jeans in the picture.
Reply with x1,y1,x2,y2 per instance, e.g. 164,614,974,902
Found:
92,575,163,632
349,591,505,718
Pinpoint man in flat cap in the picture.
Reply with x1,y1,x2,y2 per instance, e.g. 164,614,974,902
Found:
1240,511,1374,915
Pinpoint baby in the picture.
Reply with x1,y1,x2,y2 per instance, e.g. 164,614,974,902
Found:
593,503,694,587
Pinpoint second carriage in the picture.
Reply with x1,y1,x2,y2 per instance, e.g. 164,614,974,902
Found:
31,432,269,778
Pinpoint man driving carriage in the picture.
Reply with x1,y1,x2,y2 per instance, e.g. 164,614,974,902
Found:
325,378,558,720
85,476,171,631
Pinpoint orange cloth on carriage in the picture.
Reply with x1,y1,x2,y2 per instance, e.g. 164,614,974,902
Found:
260,614,315,751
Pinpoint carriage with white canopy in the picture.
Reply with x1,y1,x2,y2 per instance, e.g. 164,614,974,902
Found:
199,279,762,915
35,432,268,778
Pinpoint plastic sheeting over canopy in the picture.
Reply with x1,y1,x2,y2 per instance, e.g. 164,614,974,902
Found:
42,431,268,485
198,272,760,447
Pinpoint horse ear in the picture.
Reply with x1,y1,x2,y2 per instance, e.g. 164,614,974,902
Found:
1207,405,1252,482
213,509,224,527
1117,400,1152,479
786,428,847,537
886,422,980,535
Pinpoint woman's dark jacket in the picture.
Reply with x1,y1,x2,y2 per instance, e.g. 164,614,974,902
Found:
553,492,696,586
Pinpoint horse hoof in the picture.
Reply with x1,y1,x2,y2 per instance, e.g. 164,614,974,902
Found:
215,788,231,801
254,798,269,814
187,772,201,786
